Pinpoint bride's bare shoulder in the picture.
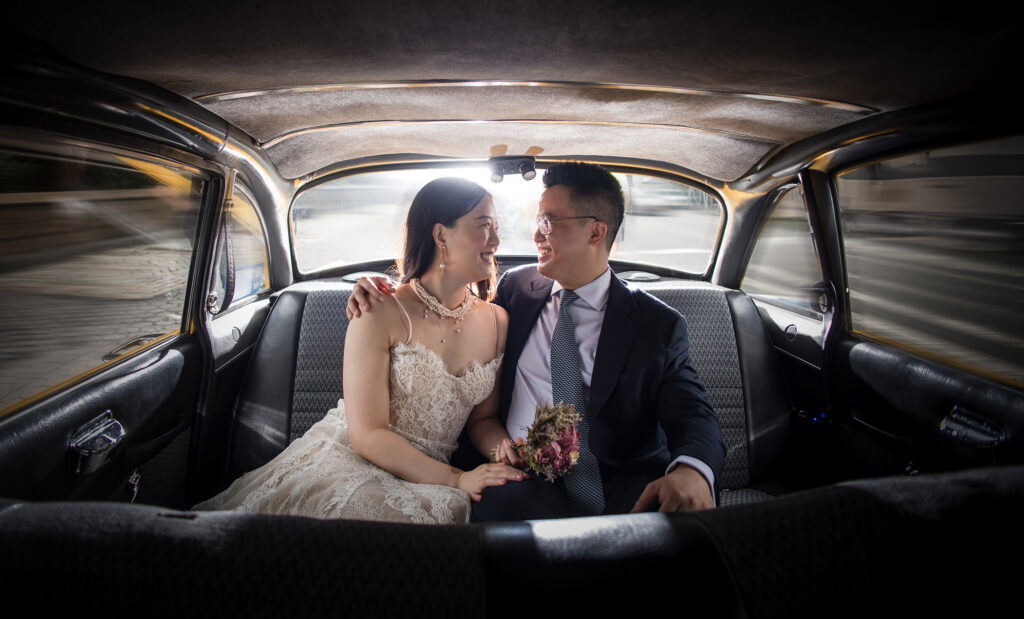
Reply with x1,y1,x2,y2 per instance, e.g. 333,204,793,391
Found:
482,301,509,351
483,300,508,323
346,285,409,346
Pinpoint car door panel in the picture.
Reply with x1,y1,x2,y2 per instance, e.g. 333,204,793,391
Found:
189,296,274,501
817,135,1024,479
739,184,837,484
186,177,277,502
0,91,221,507
0,338,201,504
834,336,1024,472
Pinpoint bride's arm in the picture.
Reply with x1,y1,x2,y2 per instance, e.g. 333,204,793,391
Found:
464,305,525,468
464,369,524,469
344,301,523,497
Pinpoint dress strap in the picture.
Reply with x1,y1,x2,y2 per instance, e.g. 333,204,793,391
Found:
392,295,413,345
490,303,498,357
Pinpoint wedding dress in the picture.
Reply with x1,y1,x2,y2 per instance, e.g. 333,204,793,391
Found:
193,297,501,524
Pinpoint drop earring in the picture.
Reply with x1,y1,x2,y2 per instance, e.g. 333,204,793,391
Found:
439,245,447,272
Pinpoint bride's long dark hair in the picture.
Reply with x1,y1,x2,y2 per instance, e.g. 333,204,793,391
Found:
397,177,497,301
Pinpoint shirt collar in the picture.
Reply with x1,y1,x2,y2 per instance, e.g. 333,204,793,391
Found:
551,267,611,311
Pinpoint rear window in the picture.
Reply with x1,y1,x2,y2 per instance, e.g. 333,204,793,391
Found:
291,166,722,275
835,136,1024,386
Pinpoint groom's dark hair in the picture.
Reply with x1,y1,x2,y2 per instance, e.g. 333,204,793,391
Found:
399,177,497,301
543,162,625,251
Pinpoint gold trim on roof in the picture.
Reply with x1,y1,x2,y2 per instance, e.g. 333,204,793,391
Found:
195,79,875,114
261,118,780,149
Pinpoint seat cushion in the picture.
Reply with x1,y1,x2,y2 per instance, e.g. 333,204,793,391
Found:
718,487,774,506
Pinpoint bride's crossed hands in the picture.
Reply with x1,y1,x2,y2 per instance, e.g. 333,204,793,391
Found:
457,463,528,502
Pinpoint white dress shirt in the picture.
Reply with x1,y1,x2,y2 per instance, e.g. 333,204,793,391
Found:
507,267,716,498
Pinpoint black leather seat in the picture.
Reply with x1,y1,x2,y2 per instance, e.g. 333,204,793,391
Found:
224,279,794,504
226,282,354,482
3,465,1020,617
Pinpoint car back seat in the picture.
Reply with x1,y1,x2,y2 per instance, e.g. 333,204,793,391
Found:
224,278,794,505
5,466,1019,617
643,282,793,504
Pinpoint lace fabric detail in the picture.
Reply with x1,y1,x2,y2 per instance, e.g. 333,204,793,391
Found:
388,341,501,462
193,343,501,524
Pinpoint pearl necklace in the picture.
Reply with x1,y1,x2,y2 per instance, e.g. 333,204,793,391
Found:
411,279,476,342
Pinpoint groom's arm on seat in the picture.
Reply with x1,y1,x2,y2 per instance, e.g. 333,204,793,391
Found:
633,312,725,512
658,312,725,478
346,276,396,319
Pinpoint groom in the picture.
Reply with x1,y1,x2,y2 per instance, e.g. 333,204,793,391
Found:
351,162,724,519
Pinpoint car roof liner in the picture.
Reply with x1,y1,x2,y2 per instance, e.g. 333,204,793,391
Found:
9,0,1020,182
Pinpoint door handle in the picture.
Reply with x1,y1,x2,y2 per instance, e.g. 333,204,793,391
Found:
102,334,164,362
939,405,1004,448
69,410,126,476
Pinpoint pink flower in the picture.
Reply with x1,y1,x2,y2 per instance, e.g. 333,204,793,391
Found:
511,402,583,482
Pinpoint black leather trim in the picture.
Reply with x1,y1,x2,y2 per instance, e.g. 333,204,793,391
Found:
693,465,1024,618
837,337,1024,467
0,343,199,500
0,501,486,617
725,290,793,484
3,466,1017,617
480,513,745,618
226,290,307,479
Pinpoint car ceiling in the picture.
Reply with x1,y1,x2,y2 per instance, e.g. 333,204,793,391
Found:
8,1,1021,183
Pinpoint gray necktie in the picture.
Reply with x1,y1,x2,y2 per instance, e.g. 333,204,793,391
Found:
550,289,605,515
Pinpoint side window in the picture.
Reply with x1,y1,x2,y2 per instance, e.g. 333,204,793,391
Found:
208,183,270,314
0,147,204,413
835,136,1024,386
742,186,827,323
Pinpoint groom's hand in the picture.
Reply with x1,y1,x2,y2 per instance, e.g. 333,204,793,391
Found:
630,465,714,513
346,276,396,319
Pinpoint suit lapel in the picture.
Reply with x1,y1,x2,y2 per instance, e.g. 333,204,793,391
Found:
500,272,552,418
588,273,637,419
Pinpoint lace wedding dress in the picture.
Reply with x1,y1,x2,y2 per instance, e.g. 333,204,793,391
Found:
194,299,501,524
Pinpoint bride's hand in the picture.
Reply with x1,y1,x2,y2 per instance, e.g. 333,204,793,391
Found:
493,437,527,469
346,275,396,319
457,463,528,502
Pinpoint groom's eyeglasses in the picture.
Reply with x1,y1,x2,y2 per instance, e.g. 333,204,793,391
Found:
534,215,599,236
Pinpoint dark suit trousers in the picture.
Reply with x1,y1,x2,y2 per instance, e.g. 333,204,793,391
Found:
470,470,660,522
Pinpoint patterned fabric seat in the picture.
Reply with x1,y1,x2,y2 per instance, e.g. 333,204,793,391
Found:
645,282,793,501
226,279,793,505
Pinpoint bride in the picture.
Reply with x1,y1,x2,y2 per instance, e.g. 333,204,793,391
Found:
193,177,526,523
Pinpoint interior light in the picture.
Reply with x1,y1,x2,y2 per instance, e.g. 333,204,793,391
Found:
490,165,504,183
487,155,537,184
518,160,536,181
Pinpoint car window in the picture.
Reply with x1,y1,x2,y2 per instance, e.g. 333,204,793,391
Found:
291,166,722,275
0,147,204,414
835,136,1024,386
209,183,270,314
742,186,827,322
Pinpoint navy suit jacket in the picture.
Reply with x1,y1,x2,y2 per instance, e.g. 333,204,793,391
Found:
494,265,725,487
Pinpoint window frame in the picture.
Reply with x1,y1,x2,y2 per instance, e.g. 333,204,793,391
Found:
741,182,830,322
205,177,274,318
288,160,728,281
0,128,220,417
